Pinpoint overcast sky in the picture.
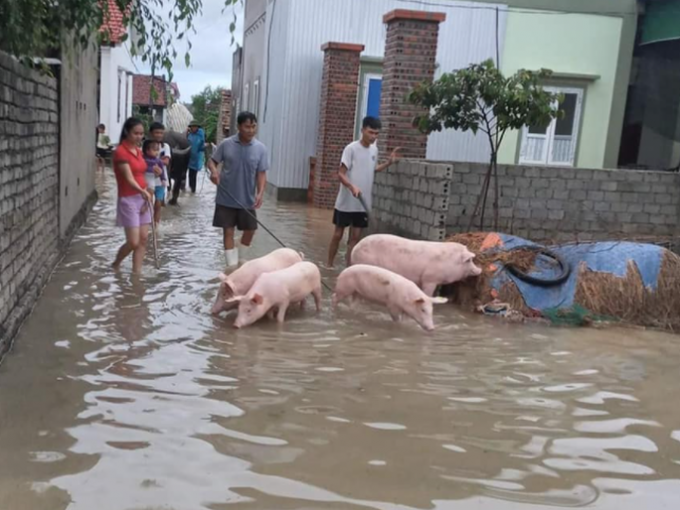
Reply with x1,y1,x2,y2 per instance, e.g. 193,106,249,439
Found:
137,1,244,102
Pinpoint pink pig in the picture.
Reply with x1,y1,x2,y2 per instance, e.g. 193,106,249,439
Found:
212,248,303,315
231,261,323,328
332,264,448,331
351,234,482,296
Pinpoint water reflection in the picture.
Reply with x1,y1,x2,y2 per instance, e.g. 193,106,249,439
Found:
0,172,679,509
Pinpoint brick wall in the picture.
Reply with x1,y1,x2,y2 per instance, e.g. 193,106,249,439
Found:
0,52,60,354
373,160,680,244
373,161,451,241
216,89,232,144
0,48,98,359
312,42,364,209
379,10,445,159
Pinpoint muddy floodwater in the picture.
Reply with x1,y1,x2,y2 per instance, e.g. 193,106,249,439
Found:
1,172,680,510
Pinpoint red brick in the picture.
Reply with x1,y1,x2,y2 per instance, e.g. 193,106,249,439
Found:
313,42,362,209
379,10,444,160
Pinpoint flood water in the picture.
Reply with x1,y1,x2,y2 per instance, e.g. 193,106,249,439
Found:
1,171,680,510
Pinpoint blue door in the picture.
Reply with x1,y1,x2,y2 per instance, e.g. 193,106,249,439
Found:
366,77,382,118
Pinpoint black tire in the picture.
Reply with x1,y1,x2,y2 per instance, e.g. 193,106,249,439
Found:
504,246,571,287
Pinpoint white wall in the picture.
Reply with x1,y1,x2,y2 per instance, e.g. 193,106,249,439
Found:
256,0,506,190
99,42,135,143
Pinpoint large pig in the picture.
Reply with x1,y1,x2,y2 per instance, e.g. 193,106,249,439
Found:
231,262,323,328
351,234,481,296
212,248,303,315
333,264,448,331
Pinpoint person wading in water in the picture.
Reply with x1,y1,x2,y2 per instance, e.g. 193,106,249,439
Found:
208,111,269,267
111,117,155,273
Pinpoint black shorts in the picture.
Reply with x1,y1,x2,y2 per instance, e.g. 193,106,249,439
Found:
213,205,258,231
96,147,111,158
333,209,368,229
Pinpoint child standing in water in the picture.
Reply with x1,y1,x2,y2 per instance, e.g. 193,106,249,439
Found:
143,140,168,227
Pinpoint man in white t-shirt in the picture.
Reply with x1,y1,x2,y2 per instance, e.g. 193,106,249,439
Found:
327,116,401,267
149,122,172,225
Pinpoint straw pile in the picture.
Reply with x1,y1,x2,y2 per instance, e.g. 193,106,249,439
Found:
442,232,538,314
574,250,680,332
445,232,680,332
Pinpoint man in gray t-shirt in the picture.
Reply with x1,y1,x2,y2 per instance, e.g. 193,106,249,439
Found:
327,116,401,268
208,111,269,267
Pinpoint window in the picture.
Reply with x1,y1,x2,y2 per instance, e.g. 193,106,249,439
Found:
243,82,249,114
117,69,123,123
124,74,130,119
253,78,260,118
519,87,584,166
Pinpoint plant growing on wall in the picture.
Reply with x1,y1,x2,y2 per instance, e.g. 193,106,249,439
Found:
409,59,563,231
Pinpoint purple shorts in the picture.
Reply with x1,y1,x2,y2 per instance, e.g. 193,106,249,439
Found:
116,194,152,228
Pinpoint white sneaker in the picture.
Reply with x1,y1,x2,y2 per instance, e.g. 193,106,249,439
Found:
225,248,239,267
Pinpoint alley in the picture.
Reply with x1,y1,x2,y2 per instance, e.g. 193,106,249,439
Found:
1,173,680,510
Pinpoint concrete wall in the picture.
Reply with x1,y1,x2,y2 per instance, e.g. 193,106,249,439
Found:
0,48,98,359
499,11,623,169
372,160,680,243
60,43,99,239
99,44,134,142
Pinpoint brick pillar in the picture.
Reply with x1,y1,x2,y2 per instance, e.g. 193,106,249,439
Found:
313,42,364,209
379,10,446,159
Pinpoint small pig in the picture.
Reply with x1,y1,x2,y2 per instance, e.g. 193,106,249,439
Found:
231,261,323,328
212,248,303,315
351,234,482,296
332,264,448,331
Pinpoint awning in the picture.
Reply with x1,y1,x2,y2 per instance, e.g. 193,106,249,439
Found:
641,0,680,45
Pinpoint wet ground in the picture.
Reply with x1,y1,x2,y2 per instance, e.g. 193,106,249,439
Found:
1,171,680,510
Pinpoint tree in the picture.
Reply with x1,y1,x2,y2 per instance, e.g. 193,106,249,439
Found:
0,0,241,82
409,59,563,231
190,86,225,144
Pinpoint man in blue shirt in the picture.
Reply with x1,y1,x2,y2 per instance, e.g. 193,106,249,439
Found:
187,120,206,193
208,111,269,267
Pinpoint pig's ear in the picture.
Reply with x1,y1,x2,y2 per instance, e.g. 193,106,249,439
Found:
218,273,229,283
251,293,264,305
222,282,234,297
431,297,448,305
414,297,426,304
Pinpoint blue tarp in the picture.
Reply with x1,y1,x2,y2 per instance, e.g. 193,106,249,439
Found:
487,234,664,312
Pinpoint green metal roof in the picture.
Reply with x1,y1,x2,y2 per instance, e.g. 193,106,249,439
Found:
641,0,680,45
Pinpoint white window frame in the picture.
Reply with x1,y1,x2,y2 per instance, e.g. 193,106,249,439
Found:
361,73,382,120
117,68,124,123
243,82,250,113
253,78,260,118
519,86,584,167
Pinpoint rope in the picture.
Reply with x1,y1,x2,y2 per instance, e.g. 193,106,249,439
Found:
219,185,334,293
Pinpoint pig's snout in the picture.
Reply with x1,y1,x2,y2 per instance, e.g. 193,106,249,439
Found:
471,264,482,276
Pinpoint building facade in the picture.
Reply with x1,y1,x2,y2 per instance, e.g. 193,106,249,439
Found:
98,0,136,142
234,0,637,202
